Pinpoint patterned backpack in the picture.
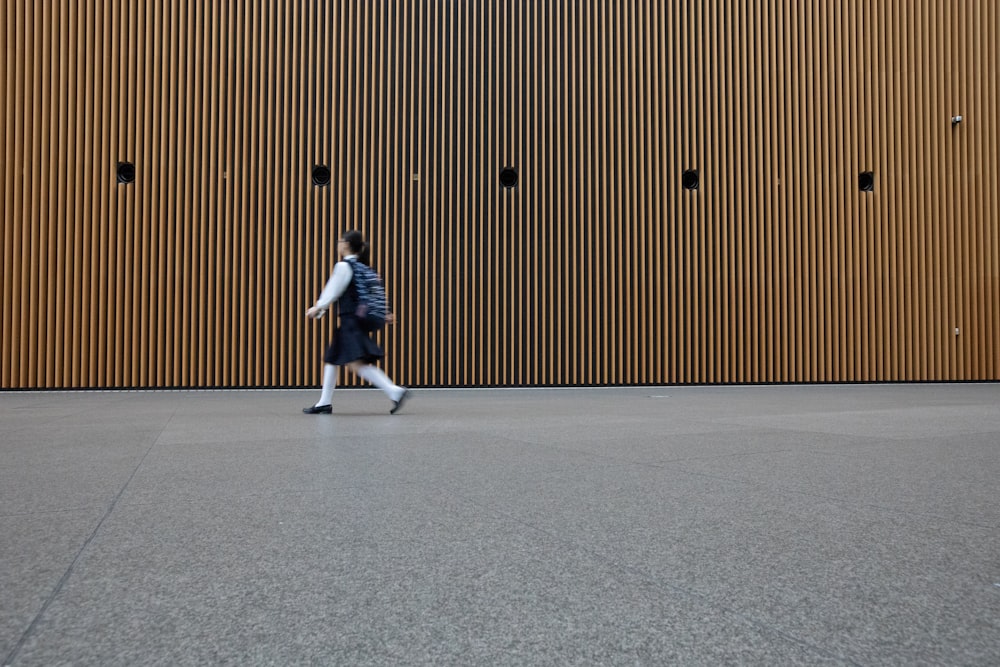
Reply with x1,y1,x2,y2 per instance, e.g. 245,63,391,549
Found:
345,257,388,330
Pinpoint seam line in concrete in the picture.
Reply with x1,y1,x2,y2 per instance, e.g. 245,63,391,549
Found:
3,411,175,666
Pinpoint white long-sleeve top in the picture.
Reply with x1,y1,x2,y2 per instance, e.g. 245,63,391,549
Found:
314,255,357,312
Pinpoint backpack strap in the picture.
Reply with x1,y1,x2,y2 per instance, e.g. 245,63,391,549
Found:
344,256,359,283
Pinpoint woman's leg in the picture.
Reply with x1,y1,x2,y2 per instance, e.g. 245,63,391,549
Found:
350,362,408,412
303,364,339,413
317,364,339,405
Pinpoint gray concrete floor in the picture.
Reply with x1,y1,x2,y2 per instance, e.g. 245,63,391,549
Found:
2,384,999,666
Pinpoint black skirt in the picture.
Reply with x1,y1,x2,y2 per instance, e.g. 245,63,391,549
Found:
324,314,384,365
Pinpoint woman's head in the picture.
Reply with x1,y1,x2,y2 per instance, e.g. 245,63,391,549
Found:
338,230,369,263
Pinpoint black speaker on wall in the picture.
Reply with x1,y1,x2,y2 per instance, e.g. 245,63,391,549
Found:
499,167,518,189
312,165,331,187
117,161,135,184
859,171,875,192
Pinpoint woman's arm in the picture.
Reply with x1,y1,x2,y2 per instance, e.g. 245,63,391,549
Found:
306,261,354,318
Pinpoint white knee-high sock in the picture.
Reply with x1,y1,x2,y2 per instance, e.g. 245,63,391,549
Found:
316,364,339,406
356,365,403,401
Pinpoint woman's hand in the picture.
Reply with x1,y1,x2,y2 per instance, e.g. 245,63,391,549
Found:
306,306,327,319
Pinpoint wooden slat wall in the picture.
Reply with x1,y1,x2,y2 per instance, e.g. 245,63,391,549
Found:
2,0,998,389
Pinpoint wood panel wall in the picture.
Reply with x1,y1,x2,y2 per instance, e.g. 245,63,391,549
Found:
2,1,998,389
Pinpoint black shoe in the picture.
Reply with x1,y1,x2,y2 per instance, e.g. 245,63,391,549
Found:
302,404,332,414
390,389,410,415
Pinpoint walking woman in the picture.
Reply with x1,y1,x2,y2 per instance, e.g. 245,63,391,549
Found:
304,230,409,414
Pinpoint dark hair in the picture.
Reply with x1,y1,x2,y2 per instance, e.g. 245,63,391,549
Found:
342,230,369,264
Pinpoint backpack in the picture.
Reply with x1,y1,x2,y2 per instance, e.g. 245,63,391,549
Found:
345,257,388,330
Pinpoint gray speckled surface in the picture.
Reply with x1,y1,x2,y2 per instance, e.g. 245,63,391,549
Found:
2,385,1000,666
